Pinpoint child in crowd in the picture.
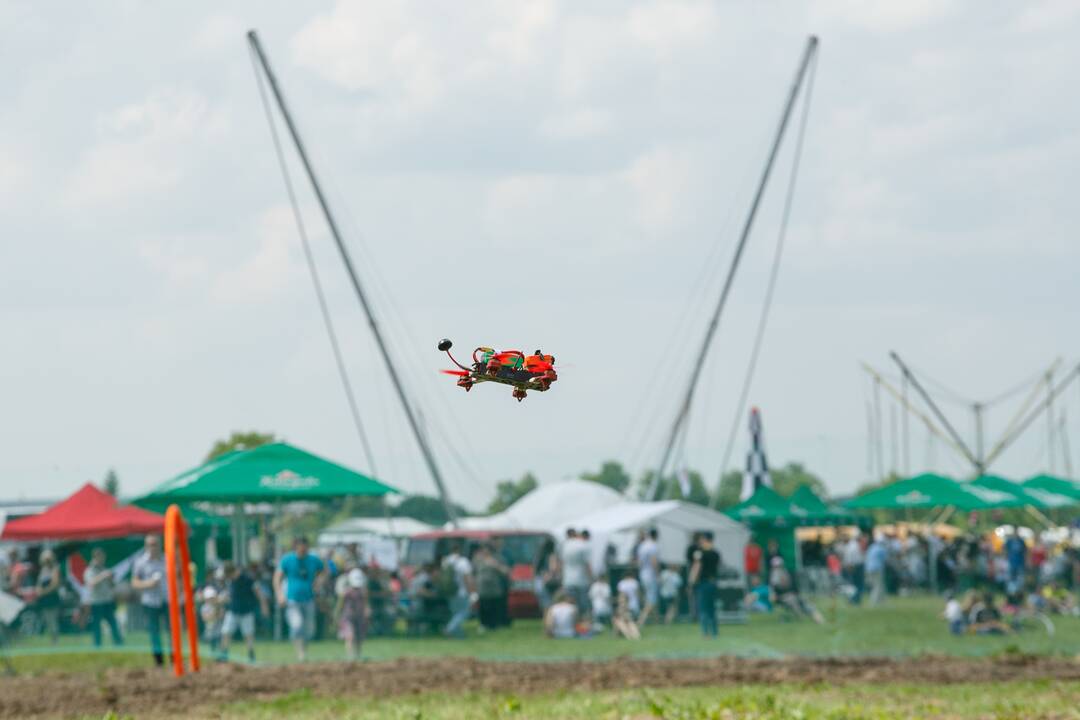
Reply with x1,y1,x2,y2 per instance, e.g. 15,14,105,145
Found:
200,567,227,657
612,592,641,640
616,569,641,620
745,574,772,614
943,593,964,635
544,591,579,639
659,564,682,624
335,568,368,661
588,573,612,629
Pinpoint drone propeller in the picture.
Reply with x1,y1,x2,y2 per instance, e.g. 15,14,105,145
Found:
439,369,470,377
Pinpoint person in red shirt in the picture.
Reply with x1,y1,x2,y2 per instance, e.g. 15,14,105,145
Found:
744,541,763,579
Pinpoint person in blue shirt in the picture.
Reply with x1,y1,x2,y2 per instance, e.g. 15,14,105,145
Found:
1003,531,1026,593
865,536,888,606
273,536,325,661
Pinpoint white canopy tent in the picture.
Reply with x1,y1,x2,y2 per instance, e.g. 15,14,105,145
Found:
317,517,436,570
456,479,625,532
557,500,750,579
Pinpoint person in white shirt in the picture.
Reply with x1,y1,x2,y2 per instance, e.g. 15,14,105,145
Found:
659,564,683,624
943,594,965,635
616,569,641,618
442,543,475,638
588,574,612,628
544,591,578,639
559,529,592,615
635,528,660,625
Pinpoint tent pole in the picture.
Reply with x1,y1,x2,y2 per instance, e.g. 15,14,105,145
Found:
246,30,459,527
647,35,819,500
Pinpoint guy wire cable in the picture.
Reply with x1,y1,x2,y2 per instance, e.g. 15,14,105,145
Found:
249,44,377,475
712,47,817,505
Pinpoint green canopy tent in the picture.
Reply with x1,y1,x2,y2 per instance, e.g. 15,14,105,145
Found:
137,443,399,564
968,474,1077,510
138,443,398,503
1024,474,1080,502
726,485,807,525
725,486,811,575
844,473,1025,512
788,485,870,527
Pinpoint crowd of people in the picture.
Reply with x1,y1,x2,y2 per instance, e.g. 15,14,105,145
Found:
3,518,1078,665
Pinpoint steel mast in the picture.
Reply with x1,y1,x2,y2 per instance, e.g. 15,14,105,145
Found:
645,36,819,500
247,30,458,525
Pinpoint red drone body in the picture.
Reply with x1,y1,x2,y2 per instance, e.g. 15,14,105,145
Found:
438,339,557,402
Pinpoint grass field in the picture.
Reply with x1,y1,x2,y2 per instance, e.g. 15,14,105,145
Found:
5,597,1079,719
7,596,1080,675
222,682,1080,720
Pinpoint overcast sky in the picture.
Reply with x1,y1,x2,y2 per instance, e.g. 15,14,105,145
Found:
3,1,1080,509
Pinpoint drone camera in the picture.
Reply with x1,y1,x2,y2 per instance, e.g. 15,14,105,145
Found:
437,338,453,351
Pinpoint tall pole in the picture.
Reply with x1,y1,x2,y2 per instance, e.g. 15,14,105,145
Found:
973,402,985,473
1046,369,1056,473
646,35,819,500
874,378,884,482
890,351,981,474
247,30,458,525
902,373,910,475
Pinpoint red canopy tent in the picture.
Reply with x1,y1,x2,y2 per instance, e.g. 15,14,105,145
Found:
1,483,165,542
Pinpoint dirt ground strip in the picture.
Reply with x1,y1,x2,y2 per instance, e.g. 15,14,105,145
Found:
3,655,1080,719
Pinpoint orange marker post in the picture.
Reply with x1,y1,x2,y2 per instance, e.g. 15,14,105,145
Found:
164,505,200,677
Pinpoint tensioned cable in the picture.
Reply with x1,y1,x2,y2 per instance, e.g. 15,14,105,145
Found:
711,49,818,505
249,45,377,475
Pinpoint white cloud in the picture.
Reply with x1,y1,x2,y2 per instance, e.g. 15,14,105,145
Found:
538,107,612,139
211,205,302,304
65,89,227,208
0,143,24,208
621,147,693,231
193,13,246,51
811,0,955,32
626,0,719,55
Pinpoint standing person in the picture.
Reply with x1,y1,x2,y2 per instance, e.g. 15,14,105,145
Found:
689,532,720,637
34,550,62,644
865,535,888,606
534,537,561,612
1004,530,1026,594
560,529,592,616
842,533,866,605
635,528,660,625
220,562,268,663
84,548,123,647
442,542,475,638
475,545,508,632
684,532,702,620
273,536,325,662
335,568,368,661
131,535,168,666
659,564,683,624
490,536,514,628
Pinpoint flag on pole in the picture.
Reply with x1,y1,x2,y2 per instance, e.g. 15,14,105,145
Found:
741,407,772,501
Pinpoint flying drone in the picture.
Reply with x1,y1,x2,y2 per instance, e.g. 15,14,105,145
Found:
437,339,557,402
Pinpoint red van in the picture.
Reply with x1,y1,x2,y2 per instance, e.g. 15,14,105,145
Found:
402,529,552,619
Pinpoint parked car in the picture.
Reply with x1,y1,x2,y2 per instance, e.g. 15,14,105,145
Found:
401,529,551,619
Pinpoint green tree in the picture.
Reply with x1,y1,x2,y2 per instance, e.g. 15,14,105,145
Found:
487,472,539,514
636,469,712,506
714,470,743,509
580,461,632,493
770,462,828,498
205,431,277,462
395,495,468,526
102,468,120,497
